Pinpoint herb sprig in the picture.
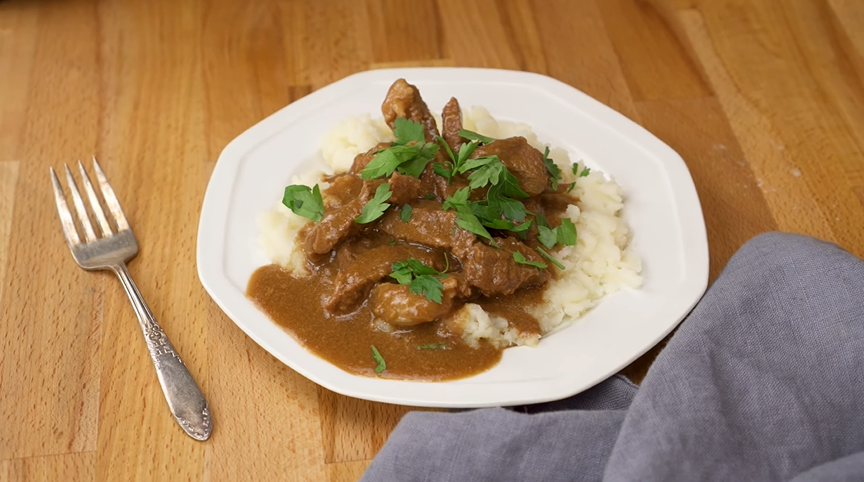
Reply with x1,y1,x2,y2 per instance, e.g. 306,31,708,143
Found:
390,258,449,304
355,183,392,224
361,118,438,180
543,146,562,191
371,345,386,374
282,184,325,222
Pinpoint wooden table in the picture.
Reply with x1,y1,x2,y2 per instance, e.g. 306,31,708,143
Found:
1,0,862,480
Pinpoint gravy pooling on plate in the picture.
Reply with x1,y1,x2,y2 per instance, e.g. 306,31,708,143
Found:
247,79,587,381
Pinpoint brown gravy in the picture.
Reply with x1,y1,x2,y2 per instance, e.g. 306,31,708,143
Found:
247,264,540,380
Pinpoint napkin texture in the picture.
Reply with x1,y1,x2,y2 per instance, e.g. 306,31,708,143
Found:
360,232,864,482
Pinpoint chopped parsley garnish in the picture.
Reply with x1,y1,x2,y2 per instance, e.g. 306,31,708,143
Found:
458,129,496,144
513,251,547,269
536,246,566,270
558,218,577,245
537,218,577,249
355,183,392,224
459,156,504,190
435,137,479,183
390,259,449,304
543,146,562,191
442,188,496,245
394,116,425,142
400,204,413,222
424,193,436,200
360,118,438,180
572,163,591,177
282,184,325,222
418,344,447,350
371,345,386,374
538,225,558,250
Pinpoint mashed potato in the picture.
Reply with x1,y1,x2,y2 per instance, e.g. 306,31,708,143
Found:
258,108,642,347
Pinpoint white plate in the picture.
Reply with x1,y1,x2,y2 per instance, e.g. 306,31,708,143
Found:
197,68,708,408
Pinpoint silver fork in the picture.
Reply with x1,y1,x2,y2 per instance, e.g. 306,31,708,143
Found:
51,157,212,441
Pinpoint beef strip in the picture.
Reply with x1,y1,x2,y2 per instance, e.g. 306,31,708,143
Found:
471,137,549,196
461,237,551,297
370,277,459,326
388,171,423,205
441,97,463,154
378,201,476,257
381,79,440,142
323,173,364,209
304,180,382,255
325,245,448,314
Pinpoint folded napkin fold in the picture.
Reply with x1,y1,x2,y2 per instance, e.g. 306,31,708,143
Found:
361,232,864,482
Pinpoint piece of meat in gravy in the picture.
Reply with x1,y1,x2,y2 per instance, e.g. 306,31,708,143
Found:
471,137,549,196
441,97,463,154
378,201,476,257
323,173,364,209
304,180,382,255
388,172,423,205
381,79,440,142
350,141,391,174
370,277,460,326
325,245,448,315
461,237,550,297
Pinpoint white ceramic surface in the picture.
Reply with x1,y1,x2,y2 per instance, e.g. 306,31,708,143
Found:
196,68,709,408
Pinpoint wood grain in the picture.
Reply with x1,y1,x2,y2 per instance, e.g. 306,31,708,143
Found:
1,0,862,481
0,453,95,482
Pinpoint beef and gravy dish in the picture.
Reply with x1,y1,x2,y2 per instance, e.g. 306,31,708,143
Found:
249,79,642,381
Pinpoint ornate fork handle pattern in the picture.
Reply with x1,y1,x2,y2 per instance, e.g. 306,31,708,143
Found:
113,263,212,440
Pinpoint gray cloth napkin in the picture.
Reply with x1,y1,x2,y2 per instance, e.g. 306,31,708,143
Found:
361,232,864,481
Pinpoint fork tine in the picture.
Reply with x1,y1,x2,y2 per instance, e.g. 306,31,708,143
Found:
92,156,130,231
50,167,82,246
64,164,98,242
77,159,112,237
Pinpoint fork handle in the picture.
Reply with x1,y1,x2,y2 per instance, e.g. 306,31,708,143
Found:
113,263,212,441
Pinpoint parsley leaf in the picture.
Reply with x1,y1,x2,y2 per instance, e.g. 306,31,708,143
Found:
371,345,386,374
361,119,439,180
538,225,558,249
455,212,496,245
443,188,496,244
465,158,504,190
443,187,471,211
536,246,566,270
424,193,437,200
389,260,414,284
389,259,448,304
397,155,432,178
535,213,549,228
361,146,418,180
543,146,562,191
557,218,577,246
537,218,577,249
458,129,496,144
400,204,413,222
355,183,392,224
572,163,591,177
499,168,529,199
513,251,548,269
410,275,445,304
433,162,454,180
418,344,446,350
393,117,425,145
487,183,527,222
282,184,325,222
